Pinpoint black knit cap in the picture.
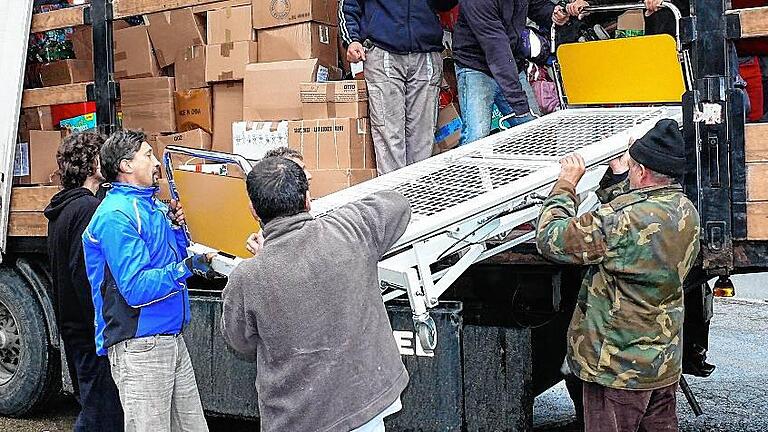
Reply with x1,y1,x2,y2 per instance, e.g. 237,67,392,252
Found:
629,119,686,176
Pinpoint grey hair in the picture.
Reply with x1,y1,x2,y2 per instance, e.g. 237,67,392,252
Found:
100,129,146,182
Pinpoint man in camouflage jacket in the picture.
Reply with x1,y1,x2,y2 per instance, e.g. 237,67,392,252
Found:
536,119,701,431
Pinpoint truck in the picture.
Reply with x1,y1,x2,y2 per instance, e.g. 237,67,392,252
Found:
0,0,766,430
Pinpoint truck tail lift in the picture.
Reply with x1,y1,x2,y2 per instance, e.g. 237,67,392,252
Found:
168,2,689,354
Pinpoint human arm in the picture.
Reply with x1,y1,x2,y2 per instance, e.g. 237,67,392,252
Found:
596,151,630,203
220,266,258,361
69,199,100,318
462,0,530,114
566,0,663,15
340,0,364,47
528,0,556,32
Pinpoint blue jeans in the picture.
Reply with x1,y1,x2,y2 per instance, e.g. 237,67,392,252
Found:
456,65,535,146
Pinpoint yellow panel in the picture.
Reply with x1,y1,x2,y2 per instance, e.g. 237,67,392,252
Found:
557,35,685,105
173,170,259,259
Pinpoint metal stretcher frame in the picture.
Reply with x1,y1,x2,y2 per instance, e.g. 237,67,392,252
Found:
164,2,688,353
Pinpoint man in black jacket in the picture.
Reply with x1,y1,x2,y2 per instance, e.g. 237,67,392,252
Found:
452,0,555,145
44,131,123,432
340,0,457,174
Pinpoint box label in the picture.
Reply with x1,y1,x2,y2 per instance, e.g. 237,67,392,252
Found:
233,121,289,159
13,142,30,177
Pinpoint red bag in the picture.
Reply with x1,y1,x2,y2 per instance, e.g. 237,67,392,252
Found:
528,65,560,114
438,6,460,32
739,56,764,122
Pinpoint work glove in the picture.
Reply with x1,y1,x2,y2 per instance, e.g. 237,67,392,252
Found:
184,253,217,279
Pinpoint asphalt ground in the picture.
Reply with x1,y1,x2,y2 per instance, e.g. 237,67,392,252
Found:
2,274,766,432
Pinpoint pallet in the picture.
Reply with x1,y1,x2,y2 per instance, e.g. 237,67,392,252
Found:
7,186,60,237
21,82,90,109
729,6,768,39
745,123,768,240
30,4,87,33
113,0,232,18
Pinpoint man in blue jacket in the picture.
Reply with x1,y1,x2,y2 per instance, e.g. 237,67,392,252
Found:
340,0,457,174
452,0,556,145
82,129,213,432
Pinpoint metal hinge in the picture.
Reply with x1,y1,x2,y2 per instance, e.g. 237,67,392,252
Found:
86,80,120,102
724,13,741,40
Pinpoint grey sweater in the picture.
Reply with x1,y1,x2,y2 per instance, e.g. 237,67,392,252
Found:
221,190,412,432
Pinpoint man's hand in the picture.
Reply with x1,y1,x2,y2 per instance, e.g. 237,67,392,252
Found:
553,5,570,26
566,0,589,16
609,151,631,175
185,253,217,279
245,231,264,256
559,153,586,186
346,42,366,63
168,199,185,226
645,0,663,15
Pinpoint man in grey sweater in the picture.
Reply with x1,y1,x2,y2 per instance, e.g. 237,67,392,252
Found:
221,156,412,431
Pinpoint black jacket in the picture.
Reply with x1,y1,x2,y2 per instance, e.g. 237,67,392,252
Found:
340,0,458,54
452,0,554,115
45,187,100,346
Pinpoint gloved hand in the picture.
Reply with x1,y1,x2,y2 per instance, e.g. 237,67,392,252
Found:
184,253,217,279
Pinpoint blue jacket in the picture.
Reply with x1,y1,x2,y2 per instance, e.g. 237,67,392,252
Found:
82,183,193,356
339,0,457,54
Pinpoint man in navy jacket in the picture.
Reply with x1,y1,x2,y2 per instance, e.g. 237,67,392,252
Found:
340,0,457,174
452,0,556,145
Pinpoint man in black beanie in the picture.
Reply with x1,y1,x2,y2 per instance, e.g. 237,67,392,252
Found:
536,119,701,431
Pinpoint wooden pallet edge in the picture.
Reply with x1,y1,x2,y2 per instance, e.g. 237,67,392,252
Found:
30,5,87,33
21,82,90,109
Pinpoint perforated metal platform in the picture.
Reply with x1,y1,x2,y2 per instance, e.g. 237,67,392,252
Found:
310,106,682,250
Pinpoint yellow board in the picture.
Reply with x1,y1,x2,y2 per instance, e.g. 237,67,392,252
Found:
173,169,259,259
557,34,685,106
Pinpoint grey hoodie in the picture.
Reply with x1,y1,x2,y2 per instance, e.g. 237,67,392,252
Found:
221,190,411,432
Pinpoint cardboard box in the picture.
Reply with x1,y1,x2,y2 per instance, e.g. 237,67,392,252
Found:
300,82,334,119
333,101,368,119
18,107,54,143
145,8,206,67
205,41,258,82
309,169,377,198
288,117,375,170
207,5,253,44
212,82,244,153
39,59,94,86
257,22,338,66
243,59,330,121
174,88,213,134
155,129,212,159
232,121,289,159
333,80,367,102
253,0,337,29
302,102,335,120
114,26,161,79
175,45,207,91
70,25,93,62
616,10,645,38
26,130,64,185
434,102,462,154
120,77,177,134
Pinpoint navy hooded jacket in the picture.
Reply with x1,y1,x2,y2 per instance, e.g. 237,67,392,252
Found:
339,0,457,54
452,0,555,115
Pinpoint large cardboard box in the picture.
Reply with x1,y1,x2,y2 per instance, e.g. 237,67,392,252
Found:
39,59,94,86
70,25,93,62
145,8,206,67
253,0,337,29
333,101,368,118
205,41,258,82
232,121,289,159
174,88,213,134
309,169,377,198
175,46,207,91
288,117,375,170
333,80,367,102
212,82,244,153
18,107,54,143
434,102,462,154
300,82,334,119
257,22,338,66
114,26,161,79
207,5,253,44
26,130,64,185
120,77,177,134
243,59,330,121
155,129,212,160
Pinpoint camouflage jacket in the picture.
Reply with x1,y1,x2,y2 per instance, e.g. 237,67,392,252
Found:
535,170,701,390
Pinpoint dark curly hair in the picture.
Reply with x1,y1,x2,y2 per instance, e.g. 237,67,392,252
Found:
57,131,106,190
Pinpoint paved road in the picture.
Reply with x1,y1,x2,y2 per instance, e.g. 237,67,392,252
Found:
3,275,766,432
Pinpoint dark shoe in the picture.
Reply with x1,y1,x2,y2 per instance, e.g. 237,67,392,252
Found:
683,344,716,377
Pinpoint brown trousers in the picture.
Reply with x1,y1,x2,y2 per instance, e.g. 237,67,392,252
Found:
582,380,679,432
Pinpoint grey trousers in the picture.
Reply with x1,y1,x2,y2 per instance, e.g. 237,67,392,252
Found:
365,47,442,174
107,335,208,432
